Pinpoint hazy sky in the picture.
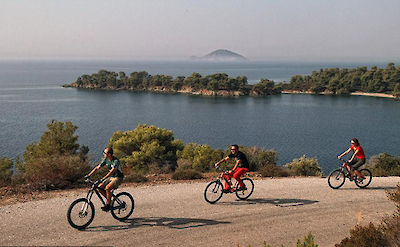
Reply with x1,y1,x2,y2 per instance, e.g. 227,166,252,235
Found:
1,0,399,61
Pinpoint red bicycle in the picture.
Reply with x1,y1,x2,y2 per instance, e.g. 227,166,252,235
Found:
204,169,254,204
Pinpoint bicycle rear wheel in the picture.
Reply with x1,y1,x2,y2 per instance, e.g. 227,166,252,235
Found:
235,178,254,200
111,192,134,221
67,198,95,230
328,169,346,189
355,169,372,188
204,180,223,204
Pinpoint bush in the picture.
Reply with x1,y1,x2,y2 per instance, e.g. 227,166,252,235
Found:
109,124,184,173
0,157,13,187
368,153,400,176
18,120,90,189
296,232,319,247
335,223,389,247
20,155,90,190
259,164,289,177
285,155,323,176
241,146,279,171
172,168,203,180
177,143,224,172
124,172,149,183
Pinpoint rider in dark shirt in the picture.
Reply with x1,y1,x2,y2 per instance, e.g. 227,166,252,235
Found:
215,144,249,192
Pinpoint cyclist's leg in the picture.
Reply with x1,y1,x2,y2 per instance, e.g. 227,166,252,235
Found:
352,159,366,179
233,168,248,188
222,173,231,190
106,177,123,205
348,159,358,179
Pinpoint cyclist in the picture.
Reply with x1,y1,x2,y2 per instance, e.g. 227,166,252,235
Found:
215,144,249,192
338,138,366,181
85,147,124,211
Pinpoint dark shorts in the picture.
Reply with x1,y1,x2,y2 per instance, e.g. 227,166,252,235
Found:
349,158,365,170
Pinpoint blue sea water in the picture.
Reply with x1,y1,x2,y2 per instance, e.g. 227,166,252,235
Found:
0,60,399,174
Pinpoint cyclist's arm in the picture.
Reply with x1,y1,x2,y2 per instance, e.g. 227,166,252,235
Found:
87,164,101,177
349,148,359,162
215,157,229,167
338,147,352,159
102,168,116,181
231,159,241,172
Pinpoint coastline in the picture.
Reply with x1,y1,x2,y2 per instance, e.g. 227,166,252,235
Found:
282,90,396,99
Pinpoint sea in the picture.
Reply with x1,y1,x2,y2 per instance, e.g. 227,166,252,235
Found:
0,59,399,174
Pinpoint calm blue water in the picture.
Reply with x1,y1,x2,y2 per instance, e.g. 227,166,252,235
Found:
1,60,399,174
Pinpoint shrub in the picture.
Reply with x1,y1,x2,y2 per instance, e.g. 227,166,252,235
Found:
368,153,400,176
18,120,90,189
172,168,203,180
259,164,289,177
335,223,389,247
109,124,184,173
177,143,224,172
285,155,323,176
124,172,149,183
0,157,13,187
241,146,279,171
296,232,319,247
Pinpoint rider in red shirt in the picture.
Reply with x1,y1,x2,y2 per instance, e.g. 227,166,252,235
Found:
338,138,366,180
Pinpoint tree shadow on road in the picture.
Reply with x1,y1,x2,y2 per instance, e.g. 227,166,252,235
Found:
83,216,230,232
218,198,318,207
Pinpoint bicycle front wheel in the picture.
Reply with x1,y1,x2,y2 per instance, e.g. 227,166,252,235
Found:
355,169,372,188
67,198,95,230
204,180,223,204
111,192,134,221
235,178,254,200
328,169,346,189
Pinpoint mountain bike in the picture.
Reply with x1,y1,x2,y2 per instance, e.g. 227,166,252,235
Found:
67,178,134,229
204,168,254,204
327,158,372,189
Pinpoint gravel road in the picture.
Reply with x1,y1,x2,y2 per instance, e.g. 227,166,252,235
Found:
1,177,399,247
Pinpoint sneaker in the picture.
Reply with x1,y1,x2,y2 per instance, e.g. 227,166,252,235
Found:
101,204,110,212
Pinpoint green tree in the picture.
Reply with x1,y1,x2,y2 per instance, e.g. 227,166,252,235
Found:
109,124,184,173
0,157,13,187
19,120,89,188
177,143,223,172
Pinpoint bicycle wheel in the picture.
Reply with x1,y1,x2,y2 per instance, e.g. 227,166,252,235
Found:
111,192,134,221
328,169,346,189
67,198,95,230
235,178,254,200
355,169,372,188
204,180,223,204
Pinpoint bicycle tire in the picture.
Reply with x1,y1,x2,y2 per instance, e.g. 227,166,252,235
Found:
67,198,95,230
111,192,134,221
204,180,223,204
355,169,372,188
328,169,346,189
235,178,254,200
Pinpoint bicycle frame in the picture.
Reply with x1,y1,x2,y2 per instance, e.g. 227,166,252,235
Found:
84,179,117,208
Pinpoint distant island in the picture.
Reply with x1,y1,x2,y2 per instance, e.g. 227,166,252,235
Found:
63,63,400,99
189,49,249,62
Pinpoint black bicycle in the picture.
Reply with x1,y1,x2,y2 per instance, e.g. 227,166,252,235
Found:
328,158,372,189
204,169,254,204
67,178,134,229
